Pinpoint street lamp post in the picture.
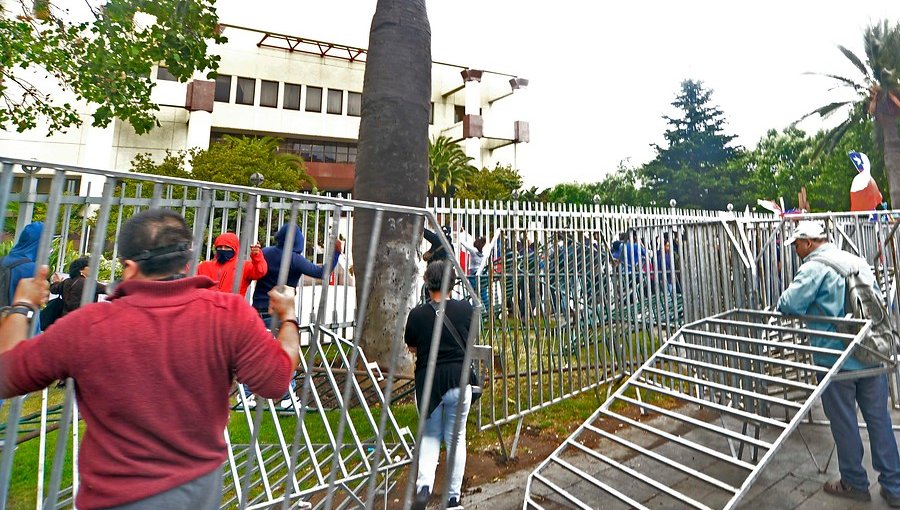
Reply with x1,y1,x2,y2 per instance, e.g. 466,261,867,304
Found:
248,173,265,246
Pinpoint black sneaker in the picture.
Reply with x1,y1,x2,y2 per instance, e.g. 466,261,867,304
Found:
411,487,429,510
447,497,463,509
882,487,900,508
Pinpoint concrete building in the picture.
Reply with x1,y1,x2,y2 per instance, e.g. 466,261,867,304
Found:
0,24,529,195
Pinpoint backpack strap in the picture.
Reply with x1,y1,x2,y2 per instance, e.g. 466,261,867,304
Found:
429,301,468,355
805,254,857,278
2,258,30,270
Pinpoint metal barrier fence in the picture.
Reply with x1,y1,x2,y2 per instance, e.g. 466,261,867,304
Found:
522,211,900,508
423,200,759,447
0,157,483,510
525,309,877,509
418,202,900,452
4,156,900,509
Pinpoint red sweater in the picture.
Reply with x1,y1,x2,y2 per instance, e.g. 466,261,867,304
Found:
0,276,293,509
196,232,268,296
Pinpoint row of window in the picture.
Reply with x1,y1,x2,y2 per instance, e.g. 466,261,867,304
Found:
281,139,359,164
210,132,359,164
156,67,361,116
218,74,361,116
158,67,476,125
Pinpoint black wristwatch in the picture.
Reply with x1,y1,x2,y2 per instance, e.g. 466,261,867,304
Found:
1,306,36,320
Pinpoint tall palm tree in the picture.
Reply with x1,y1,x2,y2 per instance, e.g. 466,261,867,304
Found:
802,20,900,205
352,0,431,372
428,135,477,197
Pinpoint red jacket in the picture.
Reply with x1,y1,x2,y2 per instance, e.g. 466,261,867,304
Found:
196,232,268,296
0,276,292,509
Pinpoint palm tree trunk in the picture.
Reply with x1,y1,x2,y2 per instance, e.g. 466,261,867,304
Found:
353,0,431,375
876,102,900,208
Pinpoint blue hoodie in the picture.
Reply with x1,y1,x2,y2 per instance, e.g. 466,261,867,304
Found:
251,225,341,310
2,222,43,303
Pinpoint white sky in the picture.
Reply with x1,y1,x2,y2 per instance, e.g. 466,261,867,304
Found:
218,1,899,188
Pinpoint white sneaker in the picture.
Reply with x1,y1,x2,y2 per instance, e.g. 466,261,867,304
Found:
245,395,257,409
280,398,293,410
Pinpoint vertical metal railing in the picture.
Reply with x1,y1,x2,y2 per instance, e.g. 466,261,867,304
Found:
4,156,900,509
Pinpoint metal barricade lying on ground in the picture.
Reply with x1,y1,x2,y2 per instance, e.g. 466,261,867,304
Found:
0,157,483,510
524,309,878,510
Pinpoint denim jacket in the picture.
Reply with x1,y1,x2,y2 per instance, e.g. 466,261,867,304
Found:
776,243,879,370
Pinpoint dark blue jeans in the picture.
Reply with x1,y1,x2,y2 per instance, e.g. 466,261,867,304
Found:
243,309,295,400
821,373,900,495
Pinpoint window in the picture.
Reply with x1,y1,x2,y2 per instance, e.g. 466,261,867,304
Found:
324,144,337,162
454,105,465,123
429,102,434,124
215,132,358,166
260,80,279,108
236,77,255,105
347,92,361,117
157,66,177,81
336,145,349,163
327,89,343,115
306,86,323,112
309,144,325,162
284,83,302,110
214,75,232,102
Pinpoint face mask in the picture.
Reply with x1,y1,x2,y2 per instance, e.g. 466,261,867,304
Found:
216,249,235,264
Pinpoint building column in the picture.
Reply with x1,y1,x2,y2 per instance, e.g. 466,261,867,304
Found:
184,80,216,171
76,120,115,196
186,110,213,152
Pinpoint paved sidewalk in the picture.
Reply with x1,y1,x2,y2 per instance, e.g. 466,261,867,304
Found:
463,403,900,510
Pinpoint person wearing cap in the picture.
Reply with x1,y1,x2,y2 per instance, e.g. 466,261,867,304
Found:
777,220,900,506
0,209,300,510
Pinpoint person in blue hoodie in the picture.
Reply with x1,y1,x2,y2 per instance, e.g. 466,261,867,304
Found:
2,222,43,304
0,222,43,412
247,224,341,409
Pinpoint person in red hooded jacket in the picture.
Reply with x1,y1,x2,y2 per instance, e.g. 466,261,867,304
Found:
196,233,267,296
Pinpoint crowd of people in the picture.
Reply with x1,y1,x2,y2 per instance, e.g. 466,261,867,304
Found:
2,212,900,509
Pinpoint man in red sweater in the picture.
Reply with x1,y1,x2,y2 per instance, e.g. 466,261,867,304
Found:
0,209,300,510
196,232,268,296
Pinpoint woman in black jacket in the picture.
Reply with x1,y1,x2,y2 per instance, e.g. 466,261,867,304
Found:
405,260,474,510
49,257,107,317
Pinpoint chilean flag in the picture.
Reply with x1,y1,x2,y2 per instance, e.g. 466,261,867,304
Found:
849,152,883,211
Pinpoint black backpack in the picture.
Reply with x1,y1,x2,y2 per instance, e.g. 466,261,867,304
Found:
0,258,29,307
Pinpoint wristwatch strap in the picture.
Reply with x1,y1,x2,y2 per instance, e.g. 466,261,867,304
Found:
1,306,36,320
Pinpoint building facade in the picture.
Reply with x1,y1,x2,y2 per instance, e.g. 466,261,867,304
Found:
0,24,529,195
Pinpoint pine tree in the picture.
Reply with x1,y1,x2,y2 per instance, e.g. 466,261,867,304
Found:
642,80,742,209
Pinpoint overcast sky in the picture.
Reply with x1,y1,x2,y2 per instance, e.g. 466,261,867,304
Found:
215,1,899,188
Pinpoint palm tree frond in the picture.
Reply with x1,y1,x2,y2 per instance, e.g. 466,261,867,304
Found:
797,101,852,124
838,44,871,79
813,117,854,159
803,72,867,92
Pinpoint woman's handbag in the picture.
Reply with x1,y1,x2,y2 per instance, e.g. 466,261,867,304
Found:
430,302,484,402
40,296,64,330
